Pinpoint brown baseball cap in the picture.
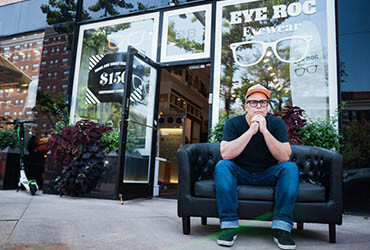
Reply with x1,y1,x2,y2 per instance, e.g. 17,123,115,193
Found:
246,84,271,98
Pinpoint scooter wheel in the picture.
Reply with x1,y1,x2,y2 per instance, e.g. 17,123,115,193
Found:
30,184,37,196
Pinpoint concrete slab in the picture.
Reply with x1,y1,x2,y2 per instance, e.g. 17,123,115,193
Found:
1,190,370,250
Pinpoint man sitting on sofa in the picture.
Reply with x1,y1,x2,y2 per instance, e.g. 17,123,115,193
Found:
215,84,299,250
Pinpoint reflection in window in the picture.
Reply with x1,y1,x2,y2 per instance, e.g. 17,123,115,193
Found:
71,14,158,131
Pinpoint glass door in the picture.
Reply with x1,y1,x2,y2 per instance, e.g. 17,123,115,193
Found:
117,46,160,199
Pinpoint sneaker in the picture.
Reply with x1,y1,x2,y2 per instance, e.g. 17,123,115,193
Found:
273,229,296,250
217,228,238,247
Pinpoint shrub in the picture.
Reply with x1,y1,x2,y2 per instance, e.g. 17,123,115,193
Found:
101,129,120,153
47,119,112,196
299,117,342,151
342,121,370,169
0,130,18,149
273,106,306,144
208,116,227,143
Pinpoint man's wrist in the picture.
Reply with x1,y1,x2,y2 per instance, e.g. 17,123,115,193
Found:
261,128,270,136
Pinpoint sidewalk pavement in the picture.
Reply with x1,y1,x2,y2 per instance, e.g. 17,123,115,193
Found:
1,190,370,250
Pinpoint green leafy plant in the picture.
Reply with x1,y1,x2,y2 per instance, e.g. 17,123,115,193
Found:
208,116,227,143
101,129,120,153
299,116,342,151
342,121,370,169
47,119,112,196
0,130,19,149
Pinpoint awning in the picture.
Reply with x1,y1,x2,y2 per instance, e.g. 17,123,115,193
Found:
0,54,32,87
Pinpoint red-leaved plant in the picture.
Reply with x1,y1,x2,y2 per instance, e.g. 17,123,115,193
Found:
274,106,306,145
47,119,111,167
47,119,112,196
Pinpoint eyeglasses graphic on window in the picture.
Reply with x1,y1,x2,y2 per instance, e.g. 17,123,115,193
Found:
230,36,312,67
246,100,270,107
294,64,317,77
107,30,146,50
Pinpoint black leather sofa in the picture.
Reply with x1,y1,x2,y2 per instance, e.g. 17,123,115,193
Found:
177,143,343,243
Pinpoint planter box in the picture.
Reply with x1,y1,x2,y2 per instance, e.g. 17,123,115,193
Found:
0,147,20,190
43,152,119,200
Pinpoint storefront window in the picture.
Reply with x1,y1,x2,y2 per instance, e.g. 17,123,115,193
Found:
161,4,211,62
70,13,159,130
213,0,338,124
82,0,205,21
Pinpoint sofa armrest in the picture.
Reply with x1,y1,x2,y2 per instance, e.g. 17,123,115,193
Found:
291,145,343,207
177,146,193,198
177,143,221,198
325,149,343,206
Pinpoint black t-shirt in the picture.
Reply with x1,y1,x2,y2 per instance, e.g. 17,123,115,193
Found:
222,114,289,172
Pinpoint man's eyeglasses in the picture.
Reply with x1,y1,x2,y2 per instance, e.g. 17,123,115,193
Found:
230,36,312,67
246,100,270,107
294,64,317,77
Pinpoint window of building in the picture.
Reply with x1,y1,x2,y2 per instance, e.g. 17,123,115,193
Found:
62,58,68,63
51,48,55,53
15,100,19,105
21,54,26,60
26,111,32,117
4,112,10,116
41,61,46,66
55,59,58,64
14,45,21,49
50,60,54,65
27,53,31,60
46,85,50,90
13,55,19,61
54,72,58,77
43,49,48,54
20,66,24,70
48,72,52,77
25,65,29,71
53,85,56,90
33,64,39,70
161,4,212,62
56,47,60,53
6,100,11,105
212,0,337,125
20,99,24,104
4,47,10,52
62,84,68,89
18,112,23,116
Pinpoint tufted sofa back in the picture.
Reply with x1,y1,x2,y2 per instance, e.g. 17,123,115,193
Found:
182,143,339,187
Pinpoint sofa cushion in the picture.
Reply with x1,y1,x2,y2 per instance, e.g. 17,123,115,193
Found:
194,180,326,202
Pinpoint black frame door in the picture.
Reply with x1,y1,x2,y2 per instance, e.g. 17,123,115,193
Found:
115,46,161,200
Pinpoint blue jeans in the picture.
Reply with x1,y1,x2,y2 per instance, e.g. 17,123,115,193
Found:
214,160,299,232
